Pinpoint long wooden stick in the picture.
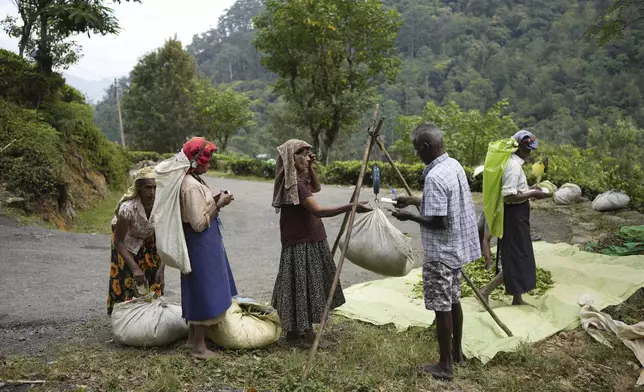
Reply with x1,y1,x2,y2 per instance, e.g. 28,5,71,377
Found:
331,105,380,258
375,136,513,337
302,118,384,381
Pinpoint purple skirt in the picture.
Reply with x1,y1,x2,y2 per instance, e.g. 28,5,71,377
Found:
180,220,238,322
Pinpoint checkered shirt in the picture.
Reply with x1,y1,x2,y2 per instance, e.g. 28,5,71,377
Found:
420,153,481,269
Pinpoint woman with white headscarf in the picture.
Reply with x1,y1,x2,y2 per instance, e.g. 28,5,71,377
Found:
271,139,371,347
107,166,163,315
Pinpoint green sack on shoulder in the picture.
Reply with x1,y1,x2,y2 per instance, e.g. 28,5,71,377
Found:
482,137,518,239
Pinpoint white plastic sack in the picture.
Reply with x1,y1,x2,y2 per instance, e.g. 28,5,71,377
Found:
111,296,188,347
207,300,282,350
151,151,192,273
592,190,630,212
553,183,582,205
339,208,414,277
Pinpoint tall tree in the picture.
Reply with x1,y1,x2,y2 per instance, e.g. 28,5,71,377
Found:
196,80,255,152
253,0,402,164
1,0,138,74
585,0,644,44
123,38,202,152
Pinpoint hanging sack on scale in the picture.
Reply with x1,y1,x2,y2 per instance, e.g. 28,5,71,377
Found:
339,165,415,277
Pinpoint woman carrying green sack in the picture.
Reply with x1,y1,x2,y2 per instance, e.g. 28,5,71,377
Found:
106,166,164,316
480,130,549,306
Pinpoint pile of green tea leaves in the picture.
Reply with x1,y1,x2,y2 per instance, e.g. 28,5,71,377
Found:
583,225,644,256
411,258,555,301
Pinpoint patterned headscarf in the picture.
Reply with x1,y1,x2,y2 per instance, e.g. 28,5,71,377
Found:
182,136,218,172
113,166,157,215
272,139,312,210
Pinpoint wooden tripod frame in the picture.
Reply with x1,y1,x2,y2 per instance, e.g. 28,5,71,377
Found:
302,110,513,381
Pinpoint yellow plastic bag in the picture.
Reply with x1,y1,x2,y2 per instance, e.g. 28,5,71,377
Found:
207,300,282,350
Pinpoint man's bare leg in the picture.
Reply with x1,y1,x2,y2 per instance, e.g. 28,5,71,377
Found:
420,311,454,381
451,303,464,365
479,272,504,305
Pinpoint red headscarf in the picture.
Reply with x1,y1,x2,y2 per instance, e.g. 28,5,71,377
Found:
182,137,218,171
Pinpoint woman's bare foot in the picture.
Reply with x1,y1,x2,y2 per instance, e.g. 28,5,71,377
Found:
512,295,535,307
191,348,218,360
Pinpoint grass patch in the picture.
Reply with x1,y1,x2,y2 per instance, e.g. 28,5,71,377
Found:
69,190,123,235
2,300,641,392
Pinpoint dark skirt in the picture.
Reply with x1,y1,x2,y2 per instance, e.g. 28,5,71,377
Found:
180,220,238,323
272,240,345,334
107,227,163,316
499,202,536,295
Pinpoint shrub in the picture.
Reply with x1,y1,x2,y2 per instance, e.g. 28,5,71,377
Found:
46,100,129,189
128,151,162,163
0,99,64,199
0,49,64,109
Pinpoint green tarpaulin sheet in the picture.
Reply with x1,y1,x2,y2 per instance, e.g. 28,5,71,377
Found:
334,242,644,364
604,225,644,256
482,137,518,239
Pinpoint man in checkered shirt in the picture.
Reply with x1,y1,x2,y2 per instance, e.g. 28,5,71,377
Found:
392,123,480,381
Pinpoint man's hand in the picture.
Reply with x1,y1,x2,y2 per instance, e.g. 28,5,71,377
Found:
394,195,415,208
531,189,550,200
391,210,415,221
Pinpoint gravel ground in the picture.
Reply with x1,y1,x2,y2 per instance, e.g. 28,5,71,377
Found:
0,175,573,355
0,176,424,355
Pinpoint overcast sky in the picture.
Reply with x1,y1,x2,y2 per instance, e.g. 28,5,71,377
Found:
0,0,236,81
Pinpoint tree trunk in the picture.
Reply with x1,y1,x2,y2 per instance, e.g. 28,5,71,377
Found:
229,62,233,82
37,9,52,75
318,141,331,166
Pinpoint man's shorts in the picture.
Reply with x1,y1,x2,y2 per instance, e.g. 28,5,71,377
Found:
422,261,462,312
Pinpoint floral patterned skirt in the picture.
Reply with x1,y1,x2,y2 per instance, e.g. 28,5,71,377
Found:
106,226,163,316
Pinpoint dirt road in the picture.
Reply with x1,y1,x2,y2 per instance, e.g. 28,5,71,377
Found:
0,176,574,355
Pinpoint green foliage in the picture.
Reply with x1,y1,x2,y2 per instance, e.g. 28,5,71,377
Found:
1,0,137,74
0,99,64,199
391,100,518,167
411,259,555,301
123,38,202,152
227,157,276,178
0,49,64,108
253,0,402,164
585,0,644,44
43,99,128,188
196,80,255,152
184,0,644,161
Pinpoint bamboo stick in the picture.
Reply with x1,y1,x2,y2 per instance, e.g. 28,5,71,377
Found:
302,117,384,381
330,105,380,258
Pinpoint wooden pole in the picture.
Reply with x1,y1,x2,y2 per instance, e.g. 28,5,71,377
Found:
375,136,513,338
114,78,126,147
302,117,384,381
330,105,380,258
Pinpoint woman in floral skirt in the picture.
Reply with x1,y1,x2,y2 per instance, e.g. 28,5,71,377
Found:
107,166,164,315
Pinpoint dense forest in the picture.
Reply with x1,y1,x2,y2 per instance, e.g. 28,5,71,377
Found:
175,0,644,160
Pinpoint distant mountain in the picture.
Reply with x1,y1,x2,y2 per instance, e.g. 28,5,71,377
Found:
63,73,114,104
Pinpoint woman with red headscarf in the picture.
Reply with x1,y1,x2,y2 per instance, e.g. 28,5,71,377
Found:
179,137,237,359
